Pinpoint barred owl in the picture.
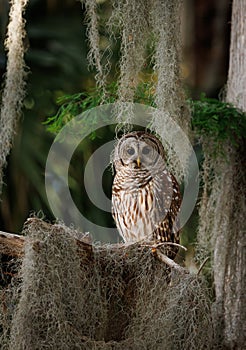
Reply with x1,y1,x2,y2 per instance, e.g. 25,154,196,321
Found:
112,131,181,259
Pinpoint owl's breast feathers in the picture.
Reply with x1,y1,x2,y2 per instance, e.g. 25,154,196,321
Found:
112,167,182,258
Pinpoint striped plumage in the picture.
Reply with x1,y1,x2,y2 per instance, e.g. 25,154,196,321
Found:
112,131,181,259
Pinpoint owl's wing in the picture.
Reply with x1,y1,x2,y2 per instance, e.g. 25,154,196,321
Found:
111,189,118,221
152,171,182,258
111,180,125,237
152,170,181,222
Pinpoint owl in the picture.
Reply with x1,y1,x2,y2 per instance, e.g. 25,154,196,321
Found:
111,131,181,259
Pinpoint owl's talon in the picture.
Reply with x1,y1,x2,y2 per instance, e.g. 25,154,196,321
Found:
151,247,157,254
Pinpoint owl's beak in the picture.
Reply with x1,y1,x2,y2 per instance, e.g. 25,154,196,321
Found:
136,157,141,167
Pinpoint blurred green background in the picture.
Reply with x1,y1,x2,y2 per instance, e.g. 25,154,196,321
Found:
0,0,231,263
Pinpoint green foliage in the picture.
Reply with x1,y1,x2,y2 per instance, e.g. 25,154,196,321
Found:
190,94,246,148
45,84,246,151
44,83,118,135
44,82,155,134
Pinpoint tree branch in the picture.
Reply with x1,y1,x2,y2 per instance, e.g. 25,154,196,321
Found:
0,219,186,275
0,219,93,259
0,230,25,257
152,247,188,273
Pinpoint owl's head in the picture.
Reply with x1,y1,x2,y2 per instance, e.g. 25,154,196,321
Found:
113,131,166,171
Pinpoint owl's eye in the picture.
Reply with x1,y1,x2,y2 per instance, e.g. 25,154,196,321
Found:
127,147,135,155
142,146,151,155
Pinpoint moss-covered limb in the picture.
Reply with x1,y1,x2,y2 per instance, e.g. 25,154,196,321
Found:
1,218,214,350
0,218,93,260
0,218,184,272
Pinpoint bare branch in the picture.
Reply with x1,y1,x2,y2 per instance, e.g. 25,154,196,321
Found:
197,257,210,276
0,231,25,257
152,247,188,273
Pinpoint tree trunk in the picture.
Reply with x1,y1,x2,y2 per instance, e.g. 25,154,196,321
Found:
226,0,246,111
213,1,246,348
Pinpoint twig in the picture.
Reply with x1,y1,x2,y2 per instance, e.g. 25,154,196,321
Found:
154,242,187,251
197,257,210,275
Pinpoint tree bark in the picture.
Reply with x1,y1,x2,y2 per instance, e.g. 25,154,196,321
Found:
226,0,246,111
213,1,246,348
0,230,25,257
